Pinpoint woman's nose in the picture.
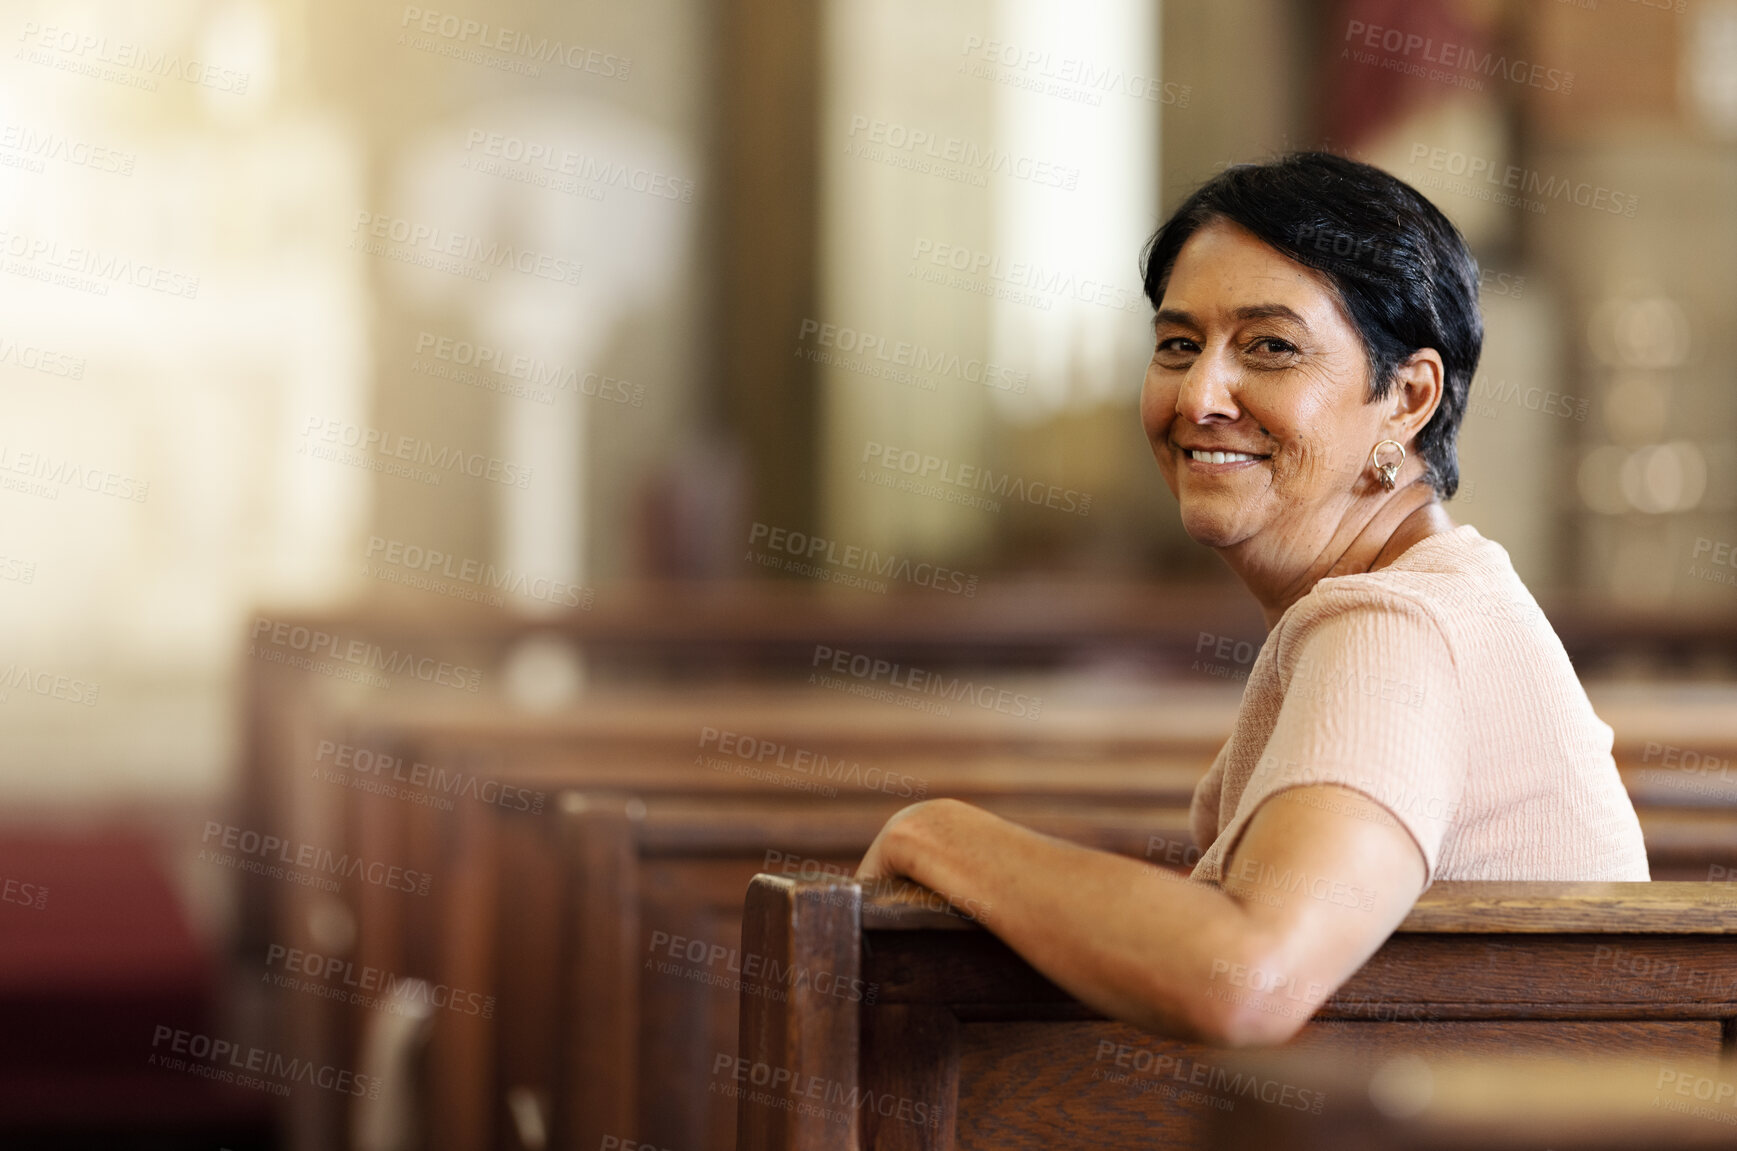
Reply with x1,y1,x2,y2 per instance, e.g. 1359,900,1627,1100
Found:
1174,352,1240,424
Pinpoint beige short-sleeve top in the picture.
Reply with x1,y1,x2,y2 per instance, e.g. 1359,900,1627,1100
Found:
1189,524,1650,887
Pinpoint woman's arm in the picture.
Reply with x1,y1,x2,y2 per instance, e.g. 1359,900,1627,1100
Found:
854,784,1426,1046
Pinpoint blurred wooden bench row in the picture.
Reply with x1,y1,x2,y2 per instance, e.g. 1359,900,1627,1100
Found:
239,587,1737,954
235,596,1737,1151
286,693,1224,1151
245,683,1737,1151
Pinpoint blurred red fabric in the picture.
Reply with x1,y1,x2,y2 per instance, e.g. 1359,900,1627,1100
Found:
0,830,275,1140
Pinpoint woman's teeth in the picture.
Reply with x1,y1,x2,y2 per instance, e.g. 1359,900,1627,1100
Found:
1189,450,1262,464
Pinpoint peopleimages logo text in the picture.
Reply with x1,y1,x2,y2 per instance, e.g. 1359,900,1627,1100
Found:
398,7,630,78
847,114,1079,190
17,22,251,93
797,318,1027,394
748,522,978,597
200,821,432,896
698,726,928,799
350,211,582,285
300,417,533,489
861,440,1090,516
1344,19,1573,92
413,331,642,406
811,644,1043,720
0,226,200,298
249,616,483,693
365,536,586,607
0,444,148,502
1409,144,1639,217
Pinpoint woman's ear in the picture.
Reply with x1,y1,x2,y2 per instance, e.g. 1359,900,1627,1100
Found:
1386,349,1445,444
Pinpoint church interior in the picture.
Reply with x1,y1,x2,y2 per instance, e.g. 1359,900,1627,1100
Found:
2,0,1736,1147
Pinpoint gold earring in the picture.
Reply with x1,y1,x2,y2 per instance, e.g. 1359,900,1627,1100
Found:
1370,440,1405,490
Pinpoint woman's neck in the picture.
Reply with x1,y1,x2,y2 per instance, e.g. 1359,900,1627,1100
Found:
1230,485,1458,630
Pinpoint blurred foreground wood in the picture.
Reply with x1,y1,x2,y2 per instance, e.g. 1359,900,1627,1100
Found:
1206,1052,1737,1149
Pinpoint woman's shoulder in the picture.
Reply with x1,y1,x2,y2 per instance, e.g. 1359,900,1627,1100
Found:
1283,524,1547,646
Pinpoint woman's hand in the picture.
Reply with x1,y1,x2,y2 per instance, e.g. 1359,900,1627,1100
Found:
854,798,948,884
855,799,998,924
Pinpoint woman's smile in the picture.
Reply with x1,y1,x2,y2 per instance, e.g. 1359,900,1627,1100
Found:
1179,446,1272,470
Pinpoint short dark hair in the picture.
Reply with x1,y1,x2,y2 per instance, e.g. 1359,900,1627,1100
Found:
1140,151,1482,499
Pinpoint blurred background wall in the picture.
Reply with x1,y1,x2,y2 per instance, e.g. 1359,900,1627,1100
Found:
2,0,1734,884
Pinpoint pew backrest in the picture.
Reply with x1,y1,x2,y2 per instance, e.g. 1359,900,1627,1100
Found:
736,879,1737,1151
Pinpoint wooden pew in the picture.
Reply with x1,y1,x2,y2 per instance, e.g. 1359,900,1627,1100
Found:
327,682,1737,807
1635,808,1737,881
241,591,1737,948
342,798,1737,1151
349,792,1737,1151
316,682,1737,880
237,583,1260,962
311,687,1737,912
259,677,1737,1149
1203,1052,1737,1149
244,600,1737,968
736,879,1737,1150
304,681,1737,970
268,684,1233,1151
299,687,1737,1151
377,790,1197,1151
240,593,1252,1148
275,675,1737,966
1598,682,1737,818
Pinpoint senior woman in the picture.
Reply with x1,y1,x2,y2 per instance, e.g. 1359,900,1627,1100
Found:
854,151,1649,1048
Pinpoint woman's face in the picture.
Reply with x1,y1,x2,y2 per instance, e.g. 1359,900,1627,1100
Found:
1140,218,1400,552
